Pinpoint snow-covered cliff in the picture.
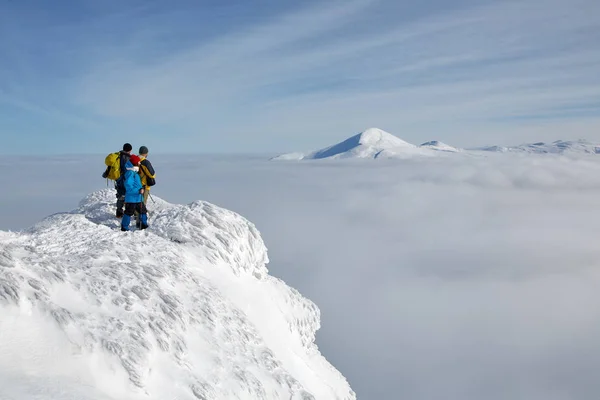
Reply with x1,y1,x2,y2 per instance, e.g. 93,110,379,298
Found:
0,189,355,400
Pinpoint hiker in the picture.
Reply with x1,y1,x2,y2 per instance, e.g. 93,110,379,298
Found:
136,146,156,228
103,143,132,218
121,154,149,231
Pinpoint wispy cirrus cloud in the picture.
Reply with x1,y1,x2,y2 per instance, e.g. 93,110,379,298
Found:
0,0,599,153
74,0,378,118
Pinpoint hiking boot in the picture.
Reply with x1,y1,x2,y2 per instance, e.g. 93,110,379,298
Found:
140,223,149,230
116,210,124,218
121,227,128,231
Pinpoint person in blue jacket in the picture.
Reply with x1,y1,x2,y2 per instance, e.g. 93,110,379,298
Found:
121,154,149,231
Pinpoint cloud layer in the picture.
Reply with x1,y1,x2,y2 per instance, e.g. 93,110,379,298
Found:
4,152,600,399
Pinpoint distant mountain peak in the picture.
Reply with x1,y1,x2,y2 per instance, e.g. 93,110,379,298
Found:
273,128,434,160
355,128,414,147
305,128,416,159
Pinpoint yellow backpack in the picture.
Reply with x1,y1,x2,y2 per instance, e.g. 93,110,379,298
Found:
103,152,121,181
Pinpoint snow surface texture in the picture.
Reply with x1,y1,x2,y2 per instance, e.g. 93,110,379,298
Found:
0,190,355,400
272,128,600,160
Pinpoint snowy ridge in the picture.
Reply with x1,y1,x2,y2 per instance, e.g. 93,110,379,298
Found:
0,190,355,400
272,128,600,161
472,139,600,154
419,140,461,152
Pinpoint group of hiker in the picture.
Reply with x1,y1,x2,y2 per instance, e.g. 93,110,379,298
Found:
103,143,156,231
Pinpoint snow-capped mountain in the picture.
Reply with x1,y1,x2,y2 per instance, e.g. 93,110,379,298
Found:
419,140,461,152
271,128,600,161
272,128,441,160
473,139,600,154
0,190,355,400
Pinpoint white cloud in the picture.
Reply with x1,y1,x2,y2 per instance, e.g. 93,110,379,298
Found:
4,153,600,398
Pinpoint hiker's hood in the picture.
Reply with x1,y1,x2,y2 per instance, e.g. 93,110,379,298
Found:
125,160,139,172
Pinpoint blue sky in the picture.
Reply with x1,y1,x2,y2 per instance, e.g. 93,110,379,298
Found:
1,0,599,154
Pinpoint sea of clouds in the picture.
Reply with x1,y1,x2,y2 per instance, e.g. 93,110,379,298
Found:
2,152,600,399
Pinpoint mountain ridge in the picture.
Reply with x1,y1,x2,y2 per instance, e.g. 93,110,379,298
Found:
272,128,600,160
472,139,600,154
0,189,355,400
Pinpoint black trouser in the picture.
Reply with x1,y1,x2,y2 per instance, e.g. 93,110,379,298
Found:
122,202,148,230
125,202,147,216
116,195,125,216
135,189,149,224
115,182,126,217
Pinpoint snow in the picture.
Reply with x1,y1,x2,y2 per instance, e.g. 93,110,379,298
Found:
270,152,305,161
273,129,600,161
419,140,461,152
351,127,414,148
274,127,435,160
472,139,600,154
475,144,510,152
0,189,355,400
